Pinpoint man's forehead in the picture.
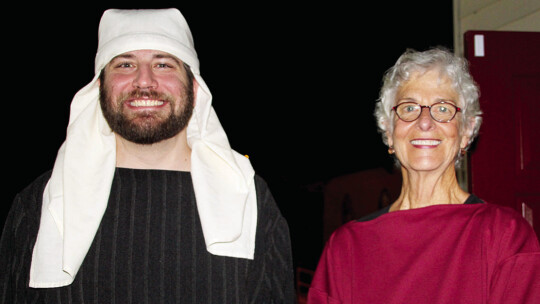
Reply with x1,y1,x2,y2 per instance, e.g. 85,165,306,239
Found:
109,50,183,64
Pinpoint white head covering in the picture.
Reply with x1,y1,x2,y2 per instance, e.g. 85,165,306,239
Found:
29,8,257,288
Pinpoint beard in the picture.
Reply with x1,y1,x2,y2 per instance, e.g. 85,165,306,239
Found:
99,84,194,145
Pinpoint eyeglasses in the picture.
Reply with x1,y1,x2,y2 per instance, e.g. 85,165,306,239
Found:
392,101,461,123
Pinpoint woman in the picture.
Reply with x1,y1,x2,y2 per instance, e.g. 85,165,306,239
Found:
308,48,539,304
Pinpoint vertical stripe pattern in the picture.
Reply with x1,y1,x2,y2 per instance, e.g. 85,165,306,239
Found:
1,168,295,303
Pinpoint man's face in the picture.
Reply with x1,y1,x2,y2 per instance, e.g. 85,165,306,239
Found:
99,49,195,145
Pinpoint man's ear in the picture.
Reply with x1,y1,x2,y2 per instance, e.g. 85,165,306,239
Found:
192,78,199,107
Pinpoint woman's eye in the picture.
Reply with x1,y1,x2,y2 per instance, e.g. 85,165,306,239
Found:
436,106,448,113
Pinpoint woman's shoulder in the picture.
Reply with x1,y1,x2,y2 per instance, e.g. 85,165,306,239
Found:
331,199,534,241
468,200,540,253
473,200,530,227
481,202,533,230
323,219,367,250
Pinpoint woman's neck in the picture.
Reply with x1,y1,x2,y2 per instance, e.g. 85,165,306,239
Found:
390,165,469,211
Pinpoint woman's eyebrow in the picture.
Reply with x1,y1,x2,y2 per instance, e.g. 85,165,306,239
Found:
396,97,416,102
435,98,458,105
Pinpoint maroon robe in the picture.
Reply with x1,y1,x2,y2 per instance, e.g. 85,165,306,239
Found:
308,202,540,304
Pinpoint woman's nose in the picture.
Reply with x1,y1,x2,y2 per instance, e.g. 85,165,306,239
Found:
416,107,436,131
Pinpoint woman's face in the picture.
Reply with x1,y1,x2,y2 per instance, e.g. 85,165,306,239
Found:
388,69,470,174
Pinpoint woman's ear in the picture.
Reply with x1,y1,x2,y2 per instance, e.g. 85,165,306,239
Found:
386,130,394,148
460,117,476,149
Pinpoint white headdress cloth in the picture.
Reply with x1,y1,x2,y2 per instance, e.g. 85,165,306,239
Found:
29,8,256,288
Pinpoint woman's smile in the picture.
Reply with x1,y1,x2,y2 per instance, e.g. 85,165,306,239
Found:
410,139,442,148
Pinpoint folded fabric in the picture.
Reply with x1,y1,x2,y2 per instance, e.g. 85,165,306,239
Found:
30,8,257,287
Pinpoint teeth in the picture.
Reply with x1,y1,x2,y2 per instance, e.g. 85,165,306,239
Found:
411,140,441,146
129,100,164,107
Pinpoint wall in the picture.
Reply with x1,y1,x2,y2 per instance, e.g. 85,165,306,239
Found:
452,0,540,189
322,167,402,242
453,0,540,55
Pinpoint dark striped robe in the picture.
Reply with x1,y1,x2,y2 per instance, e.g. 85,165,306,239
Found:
1,168,295,303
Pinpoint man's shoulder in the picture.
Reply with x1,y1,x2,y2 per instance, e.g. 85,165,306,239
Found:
16,170,52,199
11,170,52,215
253,174,286,220
3,171,52,237
253,174,269,191
253,174,276,207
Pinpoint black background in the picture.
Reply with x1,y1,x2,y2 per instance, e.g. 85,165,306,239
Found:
3,1,453,271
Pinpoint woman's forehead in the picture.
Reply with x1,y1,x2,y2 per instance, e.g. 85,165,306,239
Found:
397,70,458,101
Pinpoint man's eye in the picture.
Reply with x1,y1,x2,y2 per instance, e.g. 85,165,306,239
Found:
116,62,133,68
156,63,174,69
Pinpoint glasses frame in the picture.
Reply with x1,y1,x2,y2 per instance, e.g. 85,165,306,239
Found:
392,101,462,123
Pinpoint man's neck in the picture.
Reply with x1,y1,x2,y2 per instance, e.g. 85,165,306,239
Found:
115,132,191,171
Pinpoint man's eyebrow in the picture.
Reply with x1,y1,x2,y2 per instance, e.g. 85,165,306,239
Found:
154,53,183,65
109,54,135,62
109,53,183,65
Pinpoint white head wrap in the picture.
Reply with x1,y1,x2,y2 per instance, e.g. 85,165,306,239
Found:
29,8,257,288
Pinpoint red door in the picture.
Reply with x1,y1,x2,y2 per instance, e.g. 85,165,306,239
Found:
465,31,540,239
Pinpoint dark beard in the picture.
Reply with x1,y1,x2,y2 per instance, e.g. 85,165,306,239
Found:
99,85,194,145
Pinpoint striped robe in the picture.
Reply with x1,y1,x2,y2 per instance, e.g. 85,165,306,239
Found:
1,168,295,303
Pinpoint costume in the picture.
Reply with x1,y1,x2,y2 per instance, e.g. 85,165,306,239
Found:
1,169,295,303
308,197,540,304
0,8,295,303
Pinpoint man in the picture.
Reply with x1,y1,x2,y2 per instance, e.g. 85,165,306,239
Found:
1,8,295,303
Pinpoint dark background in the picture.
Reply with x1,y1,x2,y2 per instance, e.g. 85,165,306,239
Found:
2,2,453,272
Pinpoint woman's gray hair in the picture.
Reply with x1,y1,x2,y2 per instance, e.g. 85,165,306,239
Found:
374,47,483,162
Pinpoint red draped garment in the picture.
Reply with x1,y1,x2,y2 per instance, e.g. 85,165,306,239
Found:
309,202,540,304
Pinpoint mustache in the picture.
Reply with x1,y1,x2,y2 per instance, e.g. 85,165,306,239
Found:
119,89,172,102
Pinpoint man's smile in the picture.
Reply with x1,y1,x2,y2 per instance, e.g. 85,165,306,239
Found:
127,99,165,107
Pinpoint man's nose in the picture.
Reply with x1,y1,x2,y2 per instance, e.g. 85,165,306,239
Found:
133,65,157,89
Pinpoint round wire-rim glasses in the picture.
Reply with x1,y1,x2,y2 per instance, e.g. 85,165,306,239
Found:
392,101,462,123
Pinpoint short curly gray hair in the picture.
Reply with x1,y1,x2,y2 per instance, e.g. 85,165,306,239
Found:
374,47,483,163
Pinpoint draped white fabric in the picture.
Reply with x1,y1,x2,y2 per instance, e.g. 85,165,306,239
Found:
29,8,257,287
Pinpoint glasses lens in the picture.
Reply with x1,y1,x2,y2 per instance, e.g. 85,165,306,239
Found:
430,102,456,122
396,103,420,121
